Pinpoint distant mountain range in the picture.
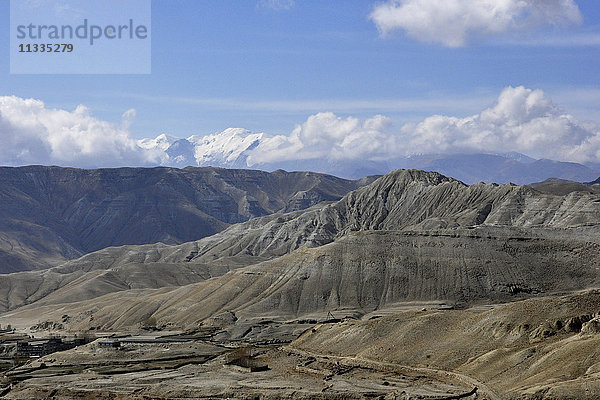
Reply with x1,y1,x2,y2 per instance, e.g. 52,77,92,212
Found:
2,162,599,275
0,166,374,273
2,168,600,319
137,129,600,184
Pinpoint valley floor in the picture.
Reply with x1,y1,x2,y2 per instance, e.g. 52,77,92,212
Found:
1,341,480,399
2,291,600,399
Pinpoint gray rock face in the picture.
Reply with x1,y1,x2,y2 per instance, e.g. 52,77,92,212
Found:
0,166,374,273
147,228,600,325
177,169,600,264
1,168,600,317
4,225,599,331
581,318,600,335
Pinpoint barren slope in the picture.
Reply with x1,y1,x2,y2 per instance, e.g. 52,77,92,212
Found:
0,166,373,272
2,226,600,333
291,290,600,399
1,169,600,315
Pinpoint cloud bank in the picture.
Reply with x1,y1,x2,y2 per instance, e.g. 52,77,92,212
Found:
247,86,600,165
0,96,158,168
1,86,600,169
370,0,583,47
247,113,396,164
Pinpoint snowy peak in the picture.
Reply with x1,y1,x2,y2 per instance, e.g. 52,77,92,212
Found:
137,133,178,151
188,128,263,166
139,128,265,168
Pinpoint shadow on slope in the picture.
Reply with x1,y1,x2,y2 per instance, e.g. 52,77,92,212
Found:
0,166,374,272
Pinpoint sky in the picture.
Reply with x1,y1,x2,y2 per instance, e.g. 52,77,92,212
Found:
0,0,600,167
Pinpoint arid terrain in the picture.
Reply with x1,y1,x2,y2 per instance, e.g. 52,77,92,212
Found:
0,166,375,273
1,167,600,399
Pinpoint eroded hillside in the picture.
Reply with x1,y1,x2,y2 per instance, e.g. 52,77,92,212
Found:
1,169,599,321
0,166,374,272
2,168,600,399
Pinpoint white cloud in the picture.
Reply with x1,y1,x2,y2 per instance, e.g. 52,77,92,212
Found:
2,87,600,169
402,86,597,161
370,0,583,47
246,86,600,165
0,96,159,168
121,108,136,129
247,113,396,164
257,0,294,11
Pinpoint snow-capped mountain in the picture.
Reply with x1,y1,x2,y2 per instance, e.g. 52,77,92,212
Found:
137,133,178,151
137,129,600,184
138,128,262,169
187,128,263,168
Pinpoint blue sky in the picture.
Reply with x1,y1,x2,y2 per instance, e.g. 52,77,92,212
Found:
1,0,599,139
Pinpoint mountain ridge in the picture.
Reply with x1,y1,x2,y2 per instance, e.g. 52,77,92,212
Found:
0,165,375,273
1,168,599,317
1,167,600,400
